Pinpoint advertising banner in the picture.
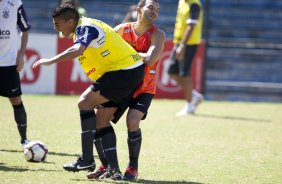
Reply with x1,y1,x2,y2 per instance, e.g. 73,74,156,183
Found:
21,34,205,98
21,33,57,94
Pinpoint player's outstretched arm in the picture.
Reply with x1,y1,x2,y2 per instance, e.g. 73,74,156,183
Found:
32,44,85,68
32,58,54,68
141,29,166,66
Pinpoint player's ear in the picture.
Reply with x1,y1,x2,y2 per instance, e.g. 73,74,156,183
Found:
67,19,75,26
136,6,142,15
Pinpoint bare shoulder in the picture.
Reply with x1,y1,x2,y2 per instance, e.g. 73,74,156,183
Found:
152,28,166,41
114,22,131,32
113,23,125,33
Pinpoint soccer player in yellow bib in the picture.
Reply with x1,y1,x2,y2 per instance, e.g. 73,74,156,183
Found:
32,4,144,176
168,0,204,116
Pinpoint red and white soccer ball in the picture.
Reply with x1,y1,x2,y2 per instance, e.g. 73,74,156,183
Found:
24,141,48,162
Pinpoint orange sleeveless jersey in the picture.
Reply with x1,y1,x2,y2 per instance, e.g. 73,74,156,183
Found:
121,23,159,97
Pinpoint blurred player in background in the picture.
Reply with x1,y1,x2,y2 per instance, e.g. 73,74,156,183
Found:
87,0,165,181
113,4,137,26
0,0,31,148
32,4,144,180
168,0,204,116
122,5,137,23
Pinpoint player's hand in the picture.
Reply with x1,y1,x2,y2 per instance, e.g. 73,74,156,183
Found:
16,53,25,72
176,44,185,61
32,59,53,68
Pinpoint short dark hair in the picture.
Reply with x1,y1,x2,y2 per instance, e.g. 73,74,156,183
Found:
52,4,79,22
138,0,158,8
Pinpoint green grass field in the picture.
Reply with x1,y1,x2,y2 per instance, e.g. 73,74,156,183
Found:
0,95,282,184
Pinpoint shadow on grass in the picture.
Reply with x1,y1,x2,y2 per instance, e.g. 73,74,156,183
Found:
132,179,203,184
195,113,271,123
72,179,116,183
0,149,98,158
0,149,22,153
0,162,56,172
0,148,77,157
72,178,203,184
48,151,81,157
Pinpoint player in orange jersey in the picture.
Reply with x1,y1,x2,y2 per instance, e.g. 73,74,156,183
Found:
87,0,165,181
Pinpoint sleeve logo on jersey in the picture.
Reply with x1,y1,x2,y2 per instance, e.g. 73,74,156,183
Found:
2,10,9,19
82,27,89,43
18,10,29,29
124,28,133,33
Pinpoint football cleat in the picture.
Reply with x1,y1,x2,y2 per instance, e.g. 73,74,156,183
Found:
63,156,95,172
20,139,30,150
123,167,138,181
99,167,123,180
191,90,204,108
86,165,107,180
176,104,194,116
176,90,204,116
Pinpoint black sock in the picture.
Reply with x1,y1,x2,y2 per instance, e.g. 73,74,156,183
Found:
80,110,96,162
13,102,27,143
94,129,108,167
128,129,142,170
99,126,120,171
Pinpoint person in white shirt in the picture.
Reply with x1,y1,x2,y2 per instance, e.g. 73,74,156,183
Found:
0,0,31,148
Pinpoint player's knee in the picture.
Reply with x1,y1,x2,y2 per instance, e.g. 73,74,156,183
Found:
9,96,22,106
126,117,140,131
77,100,84,109
77,98,92,110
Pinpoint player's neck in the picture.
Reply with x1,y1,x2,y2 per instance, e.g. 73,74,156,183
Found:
134,21,152,37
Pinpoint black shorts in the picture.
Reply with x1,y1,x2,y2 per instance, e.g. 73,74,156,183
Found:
91,64,144,105
168,44,198,77
0,66,22,97
111,93,154,123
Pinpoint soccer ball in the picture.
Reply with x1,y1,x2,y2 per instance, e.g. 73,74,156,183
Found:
24,141,48,162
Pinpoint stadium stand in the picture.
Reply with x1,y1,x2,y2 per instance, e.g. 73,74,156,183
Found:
24,0,282,102
204,0,282,102
24,0,58,33
23,0,177,38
